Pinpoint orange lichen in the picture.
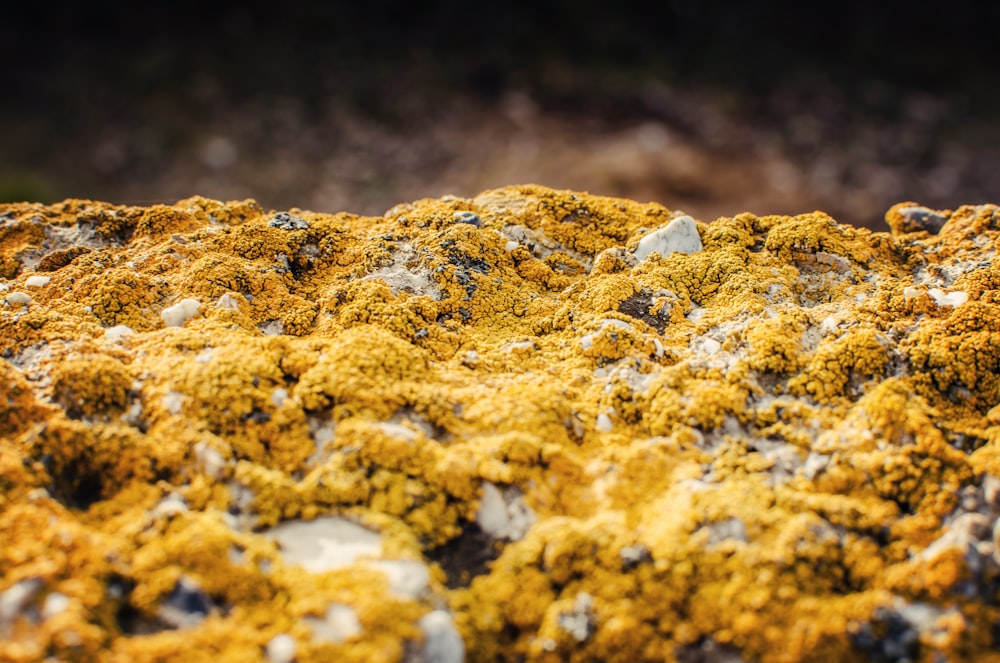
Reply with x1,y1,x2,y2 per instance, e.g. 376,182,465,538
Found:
1,187,999,662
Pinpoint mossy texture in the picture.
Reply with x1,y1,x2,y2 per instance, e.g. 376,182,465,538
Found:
1,188,999,661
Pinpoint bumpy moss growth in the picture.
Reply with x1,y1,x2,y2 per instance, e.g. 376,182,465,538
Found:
1,188,999,662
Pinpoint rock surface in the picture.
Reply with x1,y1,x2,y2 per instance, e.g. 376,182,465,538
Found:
1,186,1000,661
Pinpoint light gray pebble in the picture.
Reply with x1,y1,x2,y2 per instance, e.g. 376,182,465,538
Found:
268,212,310,231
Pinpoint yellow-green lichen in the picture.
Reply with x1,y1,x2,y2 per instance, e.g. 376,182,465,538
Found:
2,187,1000,662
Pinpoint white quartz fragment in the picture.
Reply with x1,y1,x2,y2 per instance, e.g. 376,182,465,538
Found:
193,441,226,479
41,592,70,619
161,298,202,326
686,307,707,323
702,338,722,354
368,559,430,599
928,288,968,307
163,391,185,415
271,388,289,407
266,517,383,573
104,325,135,344
633,215,702,262
216,293,241,310
417,610,465,663
265,634,296,663
306,604,362,644
4,291,31,305
25,275,51,288
596,413,613,432
476,482,536,540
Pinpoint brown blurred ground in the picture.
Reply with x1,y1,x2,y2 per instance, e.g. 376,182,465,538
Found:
2,2,998,230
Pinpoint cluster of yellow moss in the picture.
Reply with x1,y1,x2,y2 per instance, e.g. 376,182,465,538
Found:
1,187,1000,661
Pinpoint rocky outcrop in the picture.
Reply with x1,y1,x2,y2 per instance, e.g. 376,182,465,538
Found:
1,186,999,661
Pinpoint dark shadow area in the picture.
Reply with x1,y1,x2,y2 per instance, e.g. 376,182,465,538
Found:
1,1,998,229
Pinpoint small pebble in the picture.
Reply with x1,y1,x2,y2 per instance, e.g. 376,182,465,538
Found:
417,610,465,663
596,413,613,432
265,634,296,663
25,275,51,288
271,388,289,407
104,325,135,344
41,592,70,619
161,298,202,327
928,288,968,307
4,291,31,305
216,293,241,310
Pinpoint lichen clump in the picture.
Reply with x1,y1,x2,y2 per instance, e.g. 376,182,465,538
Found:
1,188,1000,662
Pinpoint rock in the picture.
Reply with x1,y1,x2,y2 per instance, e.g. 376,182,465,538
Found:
632,214,702,261
268,211,310,230
885,203,949,235
160,297,201,327
2,187,1000,662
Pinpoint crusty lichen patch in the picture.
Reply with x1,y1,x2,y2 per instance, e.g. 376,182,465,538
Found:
2,187,1000,662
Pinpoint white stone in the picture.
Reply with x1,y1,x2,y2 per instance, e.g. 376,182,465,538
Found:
259,320,284,336
368,559,430,599
265,634,296,663
417,610,465,663
25,275,51,288
928,288,968,307
558,592,595,642
686,307,707,323
104,325,135,344
600,318,633,331
161,298,202,327
4,291,31,305
902,286,922,301
504,340,535,353
596,413,613,432
312,421,335,447
271,388,289,407
41,592,70,619
153,492,188,518
266,517,382,573
476,482,535,540
378,422,418,441
476,482,509,538
702,338,722,354
306,603,362,644
193,442,226,479
163,391,185,415
216,293,241,310
633,215,702,262
0,578,42,622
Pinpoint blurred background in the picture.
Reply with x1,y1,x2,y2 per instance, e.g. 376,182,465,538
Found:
1,1,998,230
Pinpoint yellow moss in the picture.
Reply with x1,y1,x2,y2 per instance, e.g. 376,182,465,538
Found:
789,328,890,403
50,355,132,420
745,310,809,375
2,190,1000,661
